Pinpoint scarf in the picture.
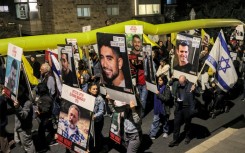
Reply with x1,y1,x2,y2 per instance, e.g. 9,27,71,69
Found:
154,85,166,115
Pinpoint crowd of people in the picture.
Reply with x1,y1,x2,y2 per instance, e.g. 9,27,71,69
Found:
0,32,244,153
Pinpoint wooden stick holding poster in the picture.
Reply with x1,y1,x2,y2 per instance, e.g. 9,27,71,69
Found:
57,84,95,152
4,43,23,101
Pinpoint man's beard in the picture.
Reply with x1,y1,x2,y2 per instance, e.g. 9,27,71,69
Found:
103,70,118,85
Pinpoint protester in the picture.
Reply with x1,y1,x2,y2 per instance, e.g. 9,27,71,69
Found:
7,84,36,153
89,51,102,84
0,94,11,153
88,83,105,152
129,34,148,117
30,54,41,79
208,80,226,118
40,63,56,98
199,46,210,92
106,95,142,153
77,59,91,92
149,74,171,139
36,82,56,150
169,75,196,147
156,58,170,80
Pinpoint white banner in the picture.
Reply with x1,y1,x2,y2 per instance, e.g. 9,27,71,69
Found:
125,25,143,34
61,84,95,111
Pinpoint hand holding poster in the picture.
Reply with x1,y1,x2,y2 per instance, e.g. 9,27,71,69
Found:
57,84,95,152
173,33,201,82
4,43,23,101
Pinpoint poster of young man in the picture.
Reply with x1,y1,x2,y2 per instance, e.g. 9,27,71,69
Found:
65,38,81,70
109,112,124,145
173,33,201,82
58,45,79,87
97,33,136,104
125,26,144,84
142,43,158,93
57,84,95,152
4,43,23,101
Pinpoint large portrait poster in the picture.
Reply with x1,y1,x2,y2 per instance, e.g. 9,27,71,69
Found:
97,33,136,104
109,112,124,145
58,45,79,87
57,84,95,152
4,43,23,101
173,33,201,82
142,43,157,93
125,25,143,84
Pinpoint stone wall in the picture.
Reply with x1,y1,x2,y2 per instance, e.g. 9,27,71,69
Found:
40,0,134,34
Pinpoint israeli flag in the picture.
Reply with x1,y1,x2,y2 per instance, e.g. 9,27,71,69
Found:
205,30,238,92
50,53,62,94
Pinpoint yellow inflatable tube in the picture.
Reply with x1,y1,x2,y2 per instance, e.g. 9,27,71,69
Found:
0,19,243,55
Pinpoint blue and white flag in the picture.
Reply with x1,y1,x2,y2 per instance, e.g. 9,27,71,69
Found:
205,30,238,92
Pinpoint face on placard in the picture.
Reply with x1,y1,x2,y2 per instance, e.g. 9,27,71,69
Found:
100,46,123,82
9,67,17,88
177,45,189,65
68,107,79,128
61,53,69,72
133,36,141,52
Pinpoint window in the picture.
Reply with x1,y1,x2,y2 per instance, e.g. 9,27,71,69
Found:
77,5,90,17
166,0,177,5
0,6,9,12
15,0,38,20
138,4,160,15
107,5,119,16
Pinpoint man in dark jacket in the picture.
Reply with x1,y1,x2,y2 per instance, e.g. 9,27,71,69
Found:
12,85,36,153
36,82,55,150
169,75,196,147
0,95,10,153
30,54,41,79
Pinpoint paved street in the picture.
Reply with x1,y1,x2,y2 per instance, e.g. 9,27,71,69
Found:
6,92,245,153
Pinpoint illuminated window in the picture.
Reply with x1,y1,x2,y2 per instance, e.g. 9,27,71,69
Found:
107,5,119,16
139,4,160,15
0,6,9,12
77,5,90,17
167,0,177,5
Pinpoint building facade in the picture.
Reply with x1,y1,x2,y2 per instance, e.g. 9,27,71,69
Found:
0,0,177,36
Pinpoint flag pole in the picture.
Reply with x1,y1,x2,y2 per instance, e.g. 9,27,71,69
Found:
194,63,207,85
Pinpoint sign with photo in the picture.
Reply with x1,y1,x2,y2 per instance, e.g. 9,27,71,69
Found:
235,25,244,41
65,38,80,71
58,45,79,87
97,33,136,104
57,84,95,152
109,112,124,145
173,33,201,82
4,43,23,101
142,43,157,93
